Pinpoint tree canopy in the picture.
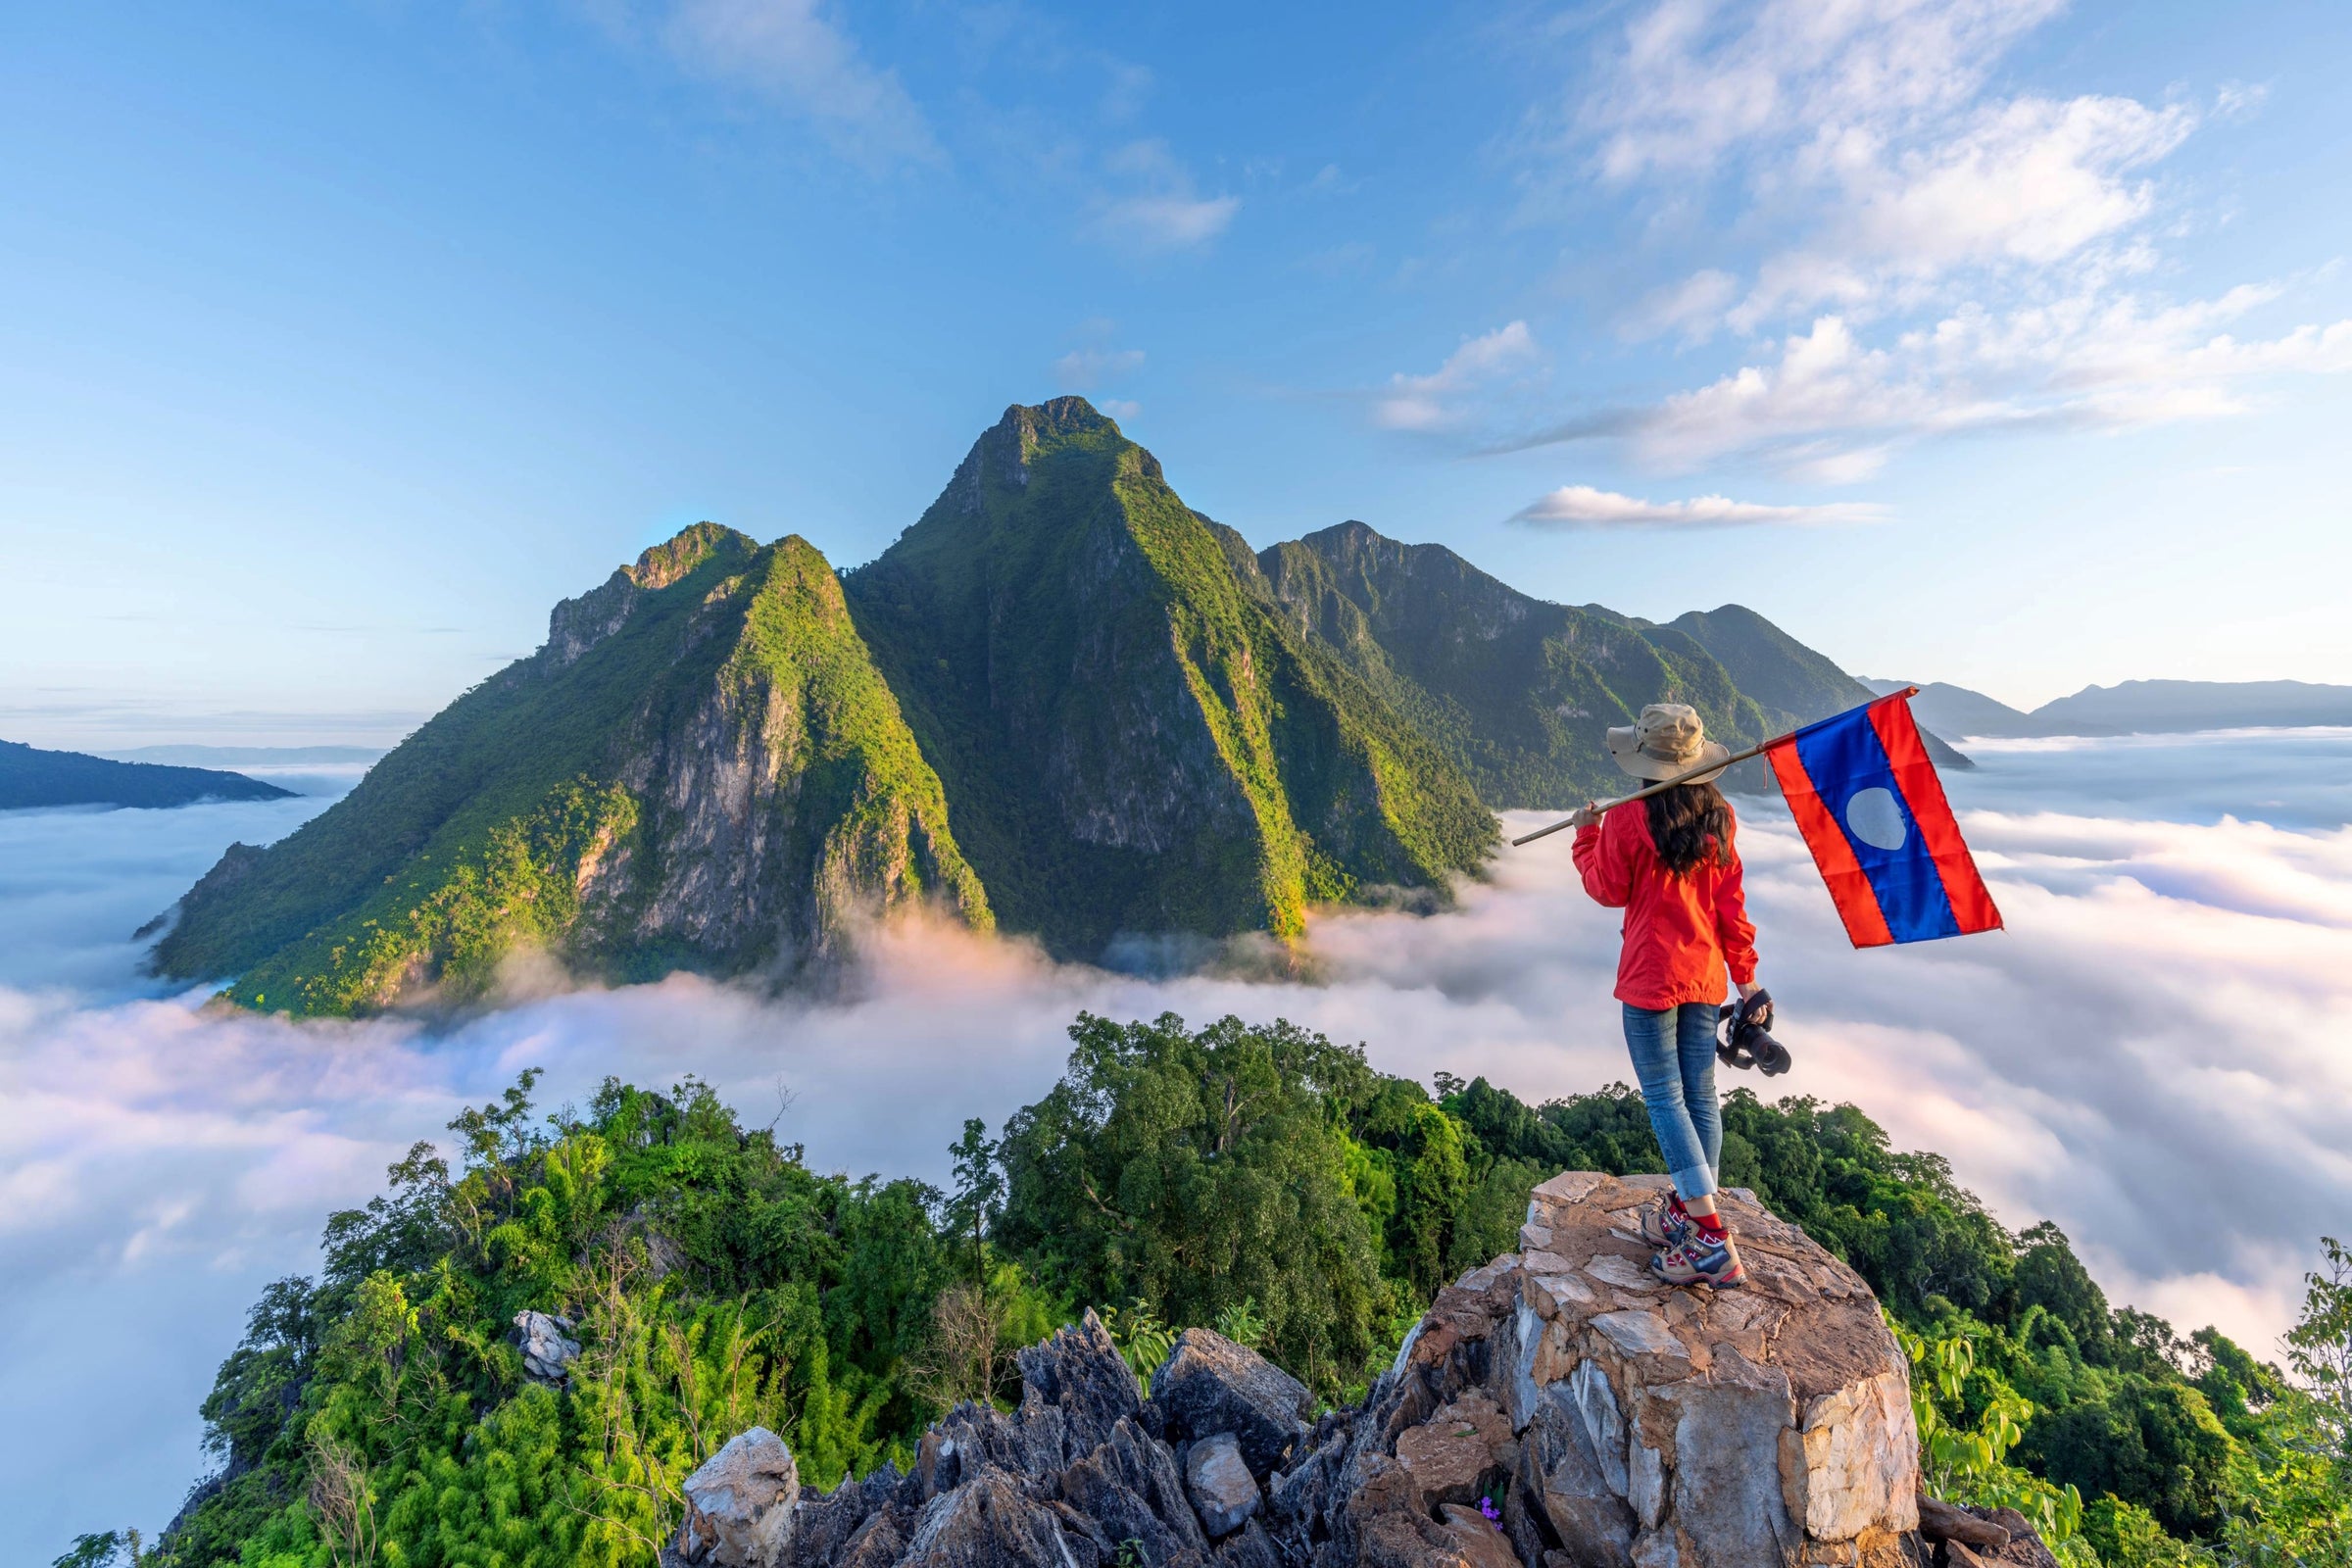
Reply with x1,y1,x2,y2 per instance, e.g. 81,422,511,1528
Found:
99,1012,2351,1568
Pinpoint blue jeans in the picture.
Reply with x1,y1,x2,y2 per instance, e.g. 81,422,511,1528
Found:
1622,1003,1722,1202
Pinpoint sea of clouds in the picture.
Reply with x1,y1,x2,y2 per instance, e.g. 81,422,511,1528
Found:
4,734,2350,1554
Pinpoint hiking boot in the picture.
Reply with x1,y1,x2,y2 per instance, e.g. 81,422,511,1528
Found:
1650,1228,1746,1289
1637,1198,1690,1248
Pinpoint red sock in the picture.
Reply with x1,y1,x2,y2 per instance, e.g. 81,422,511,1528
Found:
1668,1194,1690,1219
1691,1210,1727,1241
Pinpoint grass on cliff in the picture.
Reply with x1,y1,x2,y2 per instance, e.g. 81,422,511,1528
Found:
119,1011,2351,1568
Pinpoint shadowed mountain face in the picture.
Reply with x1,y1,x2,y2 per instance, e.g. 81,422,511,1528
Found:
841,401,1497,956
1257,522,1968,809
0,740,293,810
154,400,1947,1015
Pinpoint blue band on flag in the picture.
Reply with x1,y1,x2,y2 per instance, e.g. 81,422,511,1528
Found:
1788,710,1961,943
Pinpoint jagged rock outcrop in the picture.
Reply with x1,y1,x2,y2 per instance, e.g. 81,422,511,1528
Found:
667,1174,2038,1568
513,1309,582,1383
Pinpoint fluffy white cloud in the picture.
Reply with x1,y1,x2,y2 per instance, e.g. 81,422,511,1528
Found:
1374,321,1541,432
1086,140,1239,256
1496,0,2352,473
1513,483,1888,528
1583,0,2065,182
1724,93,2196,330
656,0,937,165
1532,296,2352,475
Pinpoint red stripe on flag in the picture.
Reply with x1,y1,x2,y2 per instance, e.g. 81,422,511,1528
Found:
1865,696,2004,935
1766,736,1896,948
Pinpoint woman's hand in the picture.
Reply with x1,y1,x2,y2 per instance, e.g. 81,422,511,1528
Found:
1737,979,1764,1002
1568,800,1604,830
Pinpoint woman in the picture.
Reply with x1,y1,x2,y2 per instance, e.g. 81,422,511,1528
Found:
1568,703,1761,1289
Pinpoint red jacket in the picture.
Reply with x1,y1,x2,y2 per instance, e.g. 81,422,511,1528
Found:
1572,799,1758,1009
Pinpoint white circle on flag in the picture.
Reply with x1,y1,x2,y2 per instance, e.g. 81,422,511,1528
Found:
1844,787,1908,851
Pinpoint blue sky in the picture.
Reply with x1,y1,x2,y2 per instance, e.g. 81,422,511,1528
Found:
4,0,2349,745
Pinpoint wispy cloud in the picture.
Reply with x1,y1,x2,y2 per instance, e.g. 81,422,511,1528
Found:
642,0,937,166
1497,0,2352,475
1052,346,1146,390
1513,483,1888,529
1624,269,1740,344
1085,140,1239,256
1516,297,2352,477
1373,321,1542,432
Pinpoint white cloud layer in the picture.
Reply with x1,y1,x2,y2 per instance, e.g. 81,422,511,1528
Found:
6,734,2351,1552
1514,483,1889,529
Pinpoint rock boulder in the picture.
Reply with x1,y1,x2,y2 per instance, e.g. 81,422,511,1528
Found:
672,1427,800,1568
1185,1432,1262,1538
1467,1171,1921,1567
1152,1328,1315,1478
513,1309,581,1384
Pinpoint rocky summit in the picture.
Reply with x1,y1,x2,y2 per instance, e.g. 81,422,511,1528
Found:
657,1174,2030,1568
149,398,1962,1015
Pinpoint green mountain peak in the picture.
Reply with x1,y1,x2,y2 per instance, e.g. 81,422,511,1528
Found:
846,406,1495,956
157,526,984,1016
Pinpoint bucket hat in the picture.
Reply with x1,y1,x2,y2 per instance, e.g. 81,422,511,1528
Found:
1606,703,1731,784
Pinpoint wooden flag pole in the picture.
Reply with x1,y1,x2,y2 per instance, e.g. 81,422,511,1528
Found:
1509,686,1920,849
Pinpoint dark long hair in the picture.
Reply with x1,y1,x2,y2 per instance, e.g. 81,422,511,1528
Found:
1643,779,1734,875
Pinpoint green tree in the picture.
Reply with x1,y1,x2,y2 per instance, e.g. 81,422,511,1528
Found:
944,1118,1004,1299
997,1012,1390,1395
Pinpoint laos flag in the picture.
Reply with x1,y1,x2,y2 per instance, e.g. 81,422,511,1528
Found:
1765,691,2002,948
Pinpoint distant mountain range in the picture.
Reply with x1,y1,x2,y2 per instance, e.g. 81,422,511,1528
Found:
0,738,293,810
1865,677,2352,738
103,744,386,767
152,398,1964,1016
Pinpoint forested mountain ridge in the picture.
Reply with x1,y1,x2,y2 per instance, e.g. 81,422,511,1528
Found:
1867,676,2352,739
0,739,293,810
151,398,1957,1013
115,1012,2352,1568
1256,522,1969,808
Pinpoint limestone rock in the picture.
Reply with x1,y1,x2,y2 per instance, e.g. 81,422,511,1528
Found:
900,1467,1074,1567
1948,1504,2061,1568
1437,1503,1523,1568
1395,1394,1508,1509
1186,1431,1263,1537
1410,1170,1922,1568
1150,1327,1314,1477
675,1427,799,1568
512,1310,581,1384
